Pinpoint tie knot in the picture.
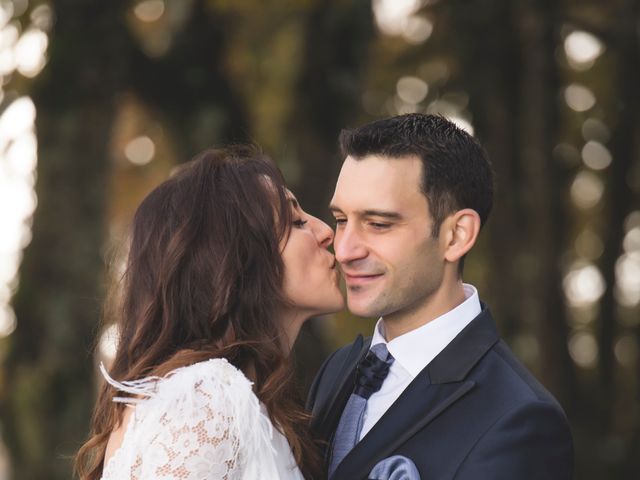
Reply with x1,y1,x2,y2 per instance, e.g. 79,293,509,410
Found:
353,344,394,400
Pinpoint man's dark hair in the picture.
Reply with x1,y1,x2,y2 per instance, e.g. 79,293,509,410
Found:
339,113,494,237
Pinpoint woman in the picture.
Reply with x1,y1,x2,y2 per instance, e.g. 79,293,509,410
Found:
75,145,344,479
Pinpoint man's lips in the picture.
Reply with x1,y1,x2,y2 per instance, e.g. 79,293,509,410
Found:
342,272,383,285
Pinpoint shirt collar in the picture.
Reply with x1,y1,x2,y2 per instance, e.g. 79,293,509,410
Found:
370,283,481,378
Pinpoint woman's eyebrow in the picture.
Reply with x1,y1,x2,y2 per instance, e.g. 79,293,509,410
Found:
288,198,300,210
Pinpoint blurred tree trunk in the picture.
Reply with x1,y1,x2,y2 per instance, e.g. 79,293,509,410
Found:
0,1,248,478
451,0,575,410
596,0,640,433
288,0,375,390
130,0,250,159
289,0,374,210
608,84,640,470
0,2,131,479
516,0,575,411
449,0,524,340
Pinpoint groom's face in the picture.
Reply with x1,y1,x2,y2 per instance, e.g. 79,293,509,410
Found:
330,155,447,321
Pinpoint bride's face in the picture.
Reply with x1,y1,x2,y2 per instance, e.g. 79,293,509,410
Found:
280,193,345,318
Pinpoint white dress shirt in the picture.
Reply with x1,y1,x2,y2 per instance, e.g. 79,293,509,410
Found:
359,283,481,440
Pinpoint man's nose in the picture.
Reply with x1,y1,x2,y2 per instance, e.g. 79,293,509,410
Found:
334,223,367,264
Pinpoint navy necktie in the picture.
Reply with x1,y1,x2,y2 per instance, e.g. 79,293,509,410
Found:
329,343,394,477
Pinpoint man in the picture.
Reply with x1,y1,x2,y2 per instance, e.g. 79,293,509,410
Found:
307,114,573,479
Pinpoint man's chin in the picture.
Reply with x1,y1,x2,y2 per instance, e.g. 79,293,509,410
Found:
346,285,381,315
346,300,380,319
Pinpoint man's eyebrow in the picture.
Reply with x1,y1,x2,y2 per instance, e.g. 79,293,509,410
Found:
328,205,403,220
362,209,403,220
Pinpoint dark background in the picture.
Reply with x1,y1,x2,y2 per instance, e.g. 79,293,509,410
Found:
0,0,639,478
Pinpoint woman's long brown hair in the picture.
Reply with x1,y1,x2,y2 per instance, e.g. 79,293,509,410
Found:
75,145,321,479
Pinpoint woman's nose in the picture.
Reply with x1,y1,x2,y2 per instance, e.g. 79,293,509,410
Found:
311,216,334,248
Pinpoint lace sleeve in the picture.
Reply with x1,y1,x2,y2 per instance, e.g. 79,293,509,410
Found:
102,359,278,480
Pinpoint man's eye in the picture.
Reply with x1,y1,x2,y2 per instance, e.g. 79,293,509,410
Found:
293,219,308,227
370,222,391,229
334,218,346,227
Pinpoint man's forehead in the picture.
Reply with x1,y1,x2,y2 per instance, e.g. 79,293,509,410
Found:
331,155,426,212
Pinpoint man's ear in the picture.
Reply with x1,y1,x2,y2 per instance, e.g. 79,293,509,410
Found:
442,209,481,263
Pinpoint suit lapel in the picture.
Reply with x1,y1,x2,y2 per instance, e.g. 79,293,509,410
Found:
332,307,500,480
332,372,475,480
312,335,370,441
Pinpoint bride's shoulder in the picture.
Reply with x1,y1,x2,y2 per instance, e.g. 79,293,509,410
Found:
162,357,250,385
144,359,273,456
100,357,261,419
153,358,255,404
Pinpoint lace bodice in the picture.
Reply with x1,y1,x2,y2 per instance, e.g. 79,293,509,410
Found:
100,358,304,480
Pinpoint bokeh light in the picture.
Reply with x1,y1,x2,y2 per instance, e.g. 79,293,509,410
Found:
425,98,474,136
581,141,612,171
570,170,604,209
564,30,604,71
553,143,581,167
568,331,598,368
125,135,156,165
30,4,54,31
0,0,49,340
581,118,610,143
373,0,433,44
614,213,640,307
615,253,640,307
0,303,16,337
448,116,474,136
0,23,19,75
624,210,640,230
98,323,120,362
396,76,429,104
134,0,165,23
564,262,606,307
623,226,640,253
0,97,38,338
565,83,596,112
402,15,433,44
15,27,48,77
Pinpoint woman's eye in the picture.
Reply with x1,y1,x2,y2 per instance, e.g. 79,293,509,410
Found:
293,219,308,228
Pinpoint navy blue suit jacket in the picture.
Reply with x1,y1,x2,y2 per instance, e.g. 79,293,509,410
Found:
307,306,574,479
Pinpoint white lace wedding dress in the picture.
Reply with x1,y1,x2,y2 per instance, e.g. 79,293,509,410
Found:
100,358,304,480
